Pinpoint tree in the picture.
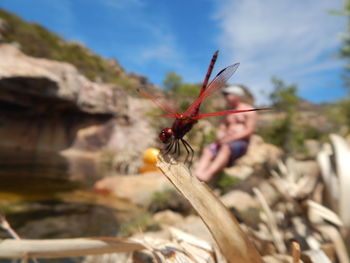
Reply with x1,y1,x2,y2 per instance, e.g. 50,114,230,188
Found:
163,71,182,92
258,78,306,154
338,0,350,92
269,77,299,113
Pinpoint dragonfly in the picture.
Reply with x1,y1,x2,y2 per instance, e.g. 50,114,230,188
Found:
139,53,269,164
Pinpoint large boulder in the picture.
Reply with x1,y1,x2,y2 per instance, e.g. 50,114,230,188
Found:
0,44,156,185
93,172,173,207
224,135,282,180
0,44,127,114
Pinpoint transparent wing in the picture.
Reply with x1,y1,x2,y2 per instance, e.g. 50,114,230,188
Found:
192,107,271,120
137,89,177,115
183,63,239,117
158,114,178,118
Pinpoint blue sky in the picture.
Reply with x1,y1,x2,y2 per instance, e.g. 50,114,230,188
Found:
0,0,347,104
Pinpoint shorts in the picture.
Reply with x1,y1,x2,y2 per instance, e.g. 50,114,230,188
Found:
208,140,249,166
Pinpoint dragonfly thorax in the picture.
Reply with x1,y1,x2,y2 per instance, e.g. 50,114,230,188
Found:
159,128,173,144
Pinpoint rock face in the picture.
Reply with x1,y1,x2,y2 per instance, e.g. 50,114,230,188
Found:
0,44,127,115
224,135,282,180
0,44,155,184
93,172,173,207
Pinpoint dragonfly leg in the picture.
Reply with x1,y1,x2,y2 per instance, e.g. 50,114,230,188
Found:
172,139,177,156
175,140,181,158
181,138,190,164
181,139,194,167
164,139,175,156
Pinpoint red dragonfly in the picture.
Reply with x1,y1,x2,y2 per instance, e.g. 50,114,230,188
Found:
139,53,268,163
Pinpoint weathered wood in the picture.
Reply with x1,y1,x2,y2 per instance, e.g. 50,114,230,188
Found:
157,155,263,263
0,237,145,258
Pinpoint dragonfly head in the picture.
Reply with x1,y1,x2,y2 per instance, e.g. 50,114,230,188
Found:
159,128,173,144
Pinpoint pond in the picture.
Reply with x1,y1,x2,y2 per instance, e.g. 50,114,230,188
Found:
0,151,141,243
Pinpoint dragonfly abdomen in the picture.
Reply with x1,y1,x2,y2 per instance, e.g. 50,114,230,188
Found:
172,118,197,139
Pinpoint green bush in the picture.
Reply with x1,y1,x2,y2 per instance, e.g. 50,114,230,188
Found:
118,213,160,237
215,174,240,194
257,77,324,155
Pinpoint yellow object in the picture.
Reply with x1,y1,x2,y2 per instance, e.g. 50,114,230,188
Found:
142,147,160,166
139,147,160,173
139,165,159,173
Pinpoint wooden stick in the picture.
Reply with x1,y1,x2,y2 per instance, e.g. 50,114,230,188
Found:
0,237,145,259
157,155,263,263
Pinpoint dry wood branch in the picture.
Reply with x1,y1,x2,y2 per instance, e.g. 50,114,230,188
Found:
290,241,301,263
0,237,145,259
330,134,350,227
157,155,262,263
253,187,287,254
316,225,350,263
0,214,21,240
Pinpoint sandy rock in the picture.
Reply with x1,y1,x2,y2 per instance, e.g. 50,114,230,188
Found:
0,44,157,183
0,44,127,114
239,135,282,166
285,158,320,179
225,165,254,180
304,139,321,158
221,190,258,211
93,172,173,207
225,135,282,180
257,181,280,205
0,18,7,41
171,215,214,243
153,210,185,226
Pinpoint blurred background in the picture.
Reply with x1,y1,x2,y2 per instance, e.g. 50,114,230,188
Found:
0,0,349,262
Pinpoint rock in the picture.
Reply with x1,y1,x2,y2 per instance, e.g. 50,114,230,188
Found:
0,44,157,184
285,158,320,179
2,199,130,239
0,44,127,115
225,165,254,180
171,215,214,243
220,190,258,211
0,18,8,41
304,139,321,158
225,135,282,180
153,210,185,226
256,181,280,206
93,172,173,207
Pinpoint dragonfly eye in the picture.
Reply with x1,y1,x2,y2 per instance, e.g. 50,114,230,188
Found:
159,128,173,143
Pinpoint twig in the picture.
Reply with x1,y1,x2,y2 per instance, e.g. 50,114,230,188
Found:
157,154,263,263
0,237,145,258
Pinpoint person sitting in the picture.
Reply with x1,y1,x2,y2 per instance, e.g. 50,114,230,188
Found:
193,85,257,182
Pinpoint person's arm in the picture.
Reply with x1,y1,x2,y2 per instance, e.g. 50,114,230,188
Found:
218,111,256,144
216,122,227,141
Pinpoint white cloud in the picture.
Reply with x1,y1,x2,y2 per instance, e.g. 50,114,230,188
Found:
136,23,183,66
214,0,345,104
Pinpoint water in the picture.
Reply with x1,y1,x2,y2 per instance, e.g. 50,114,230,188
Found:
0,151,141,261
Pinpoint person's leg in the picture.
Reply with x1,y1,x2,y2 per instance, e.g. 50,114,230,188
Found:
193,143,218,178
195,144,231,182
193,145,215,179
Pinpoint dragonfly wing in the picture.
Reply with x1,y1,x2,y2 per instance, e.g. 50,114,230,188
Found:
193,107,271,120
183,63,240,117
137,89,177,115
158,114,178,118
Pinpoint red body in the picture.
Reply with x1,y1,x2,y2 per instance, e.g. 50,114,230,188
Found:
138,51,270,162
171,115,197,139
158,51,219,145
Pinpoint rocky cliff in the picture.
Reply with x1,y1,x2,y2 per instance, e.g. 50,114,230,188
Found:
0,44,156,184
